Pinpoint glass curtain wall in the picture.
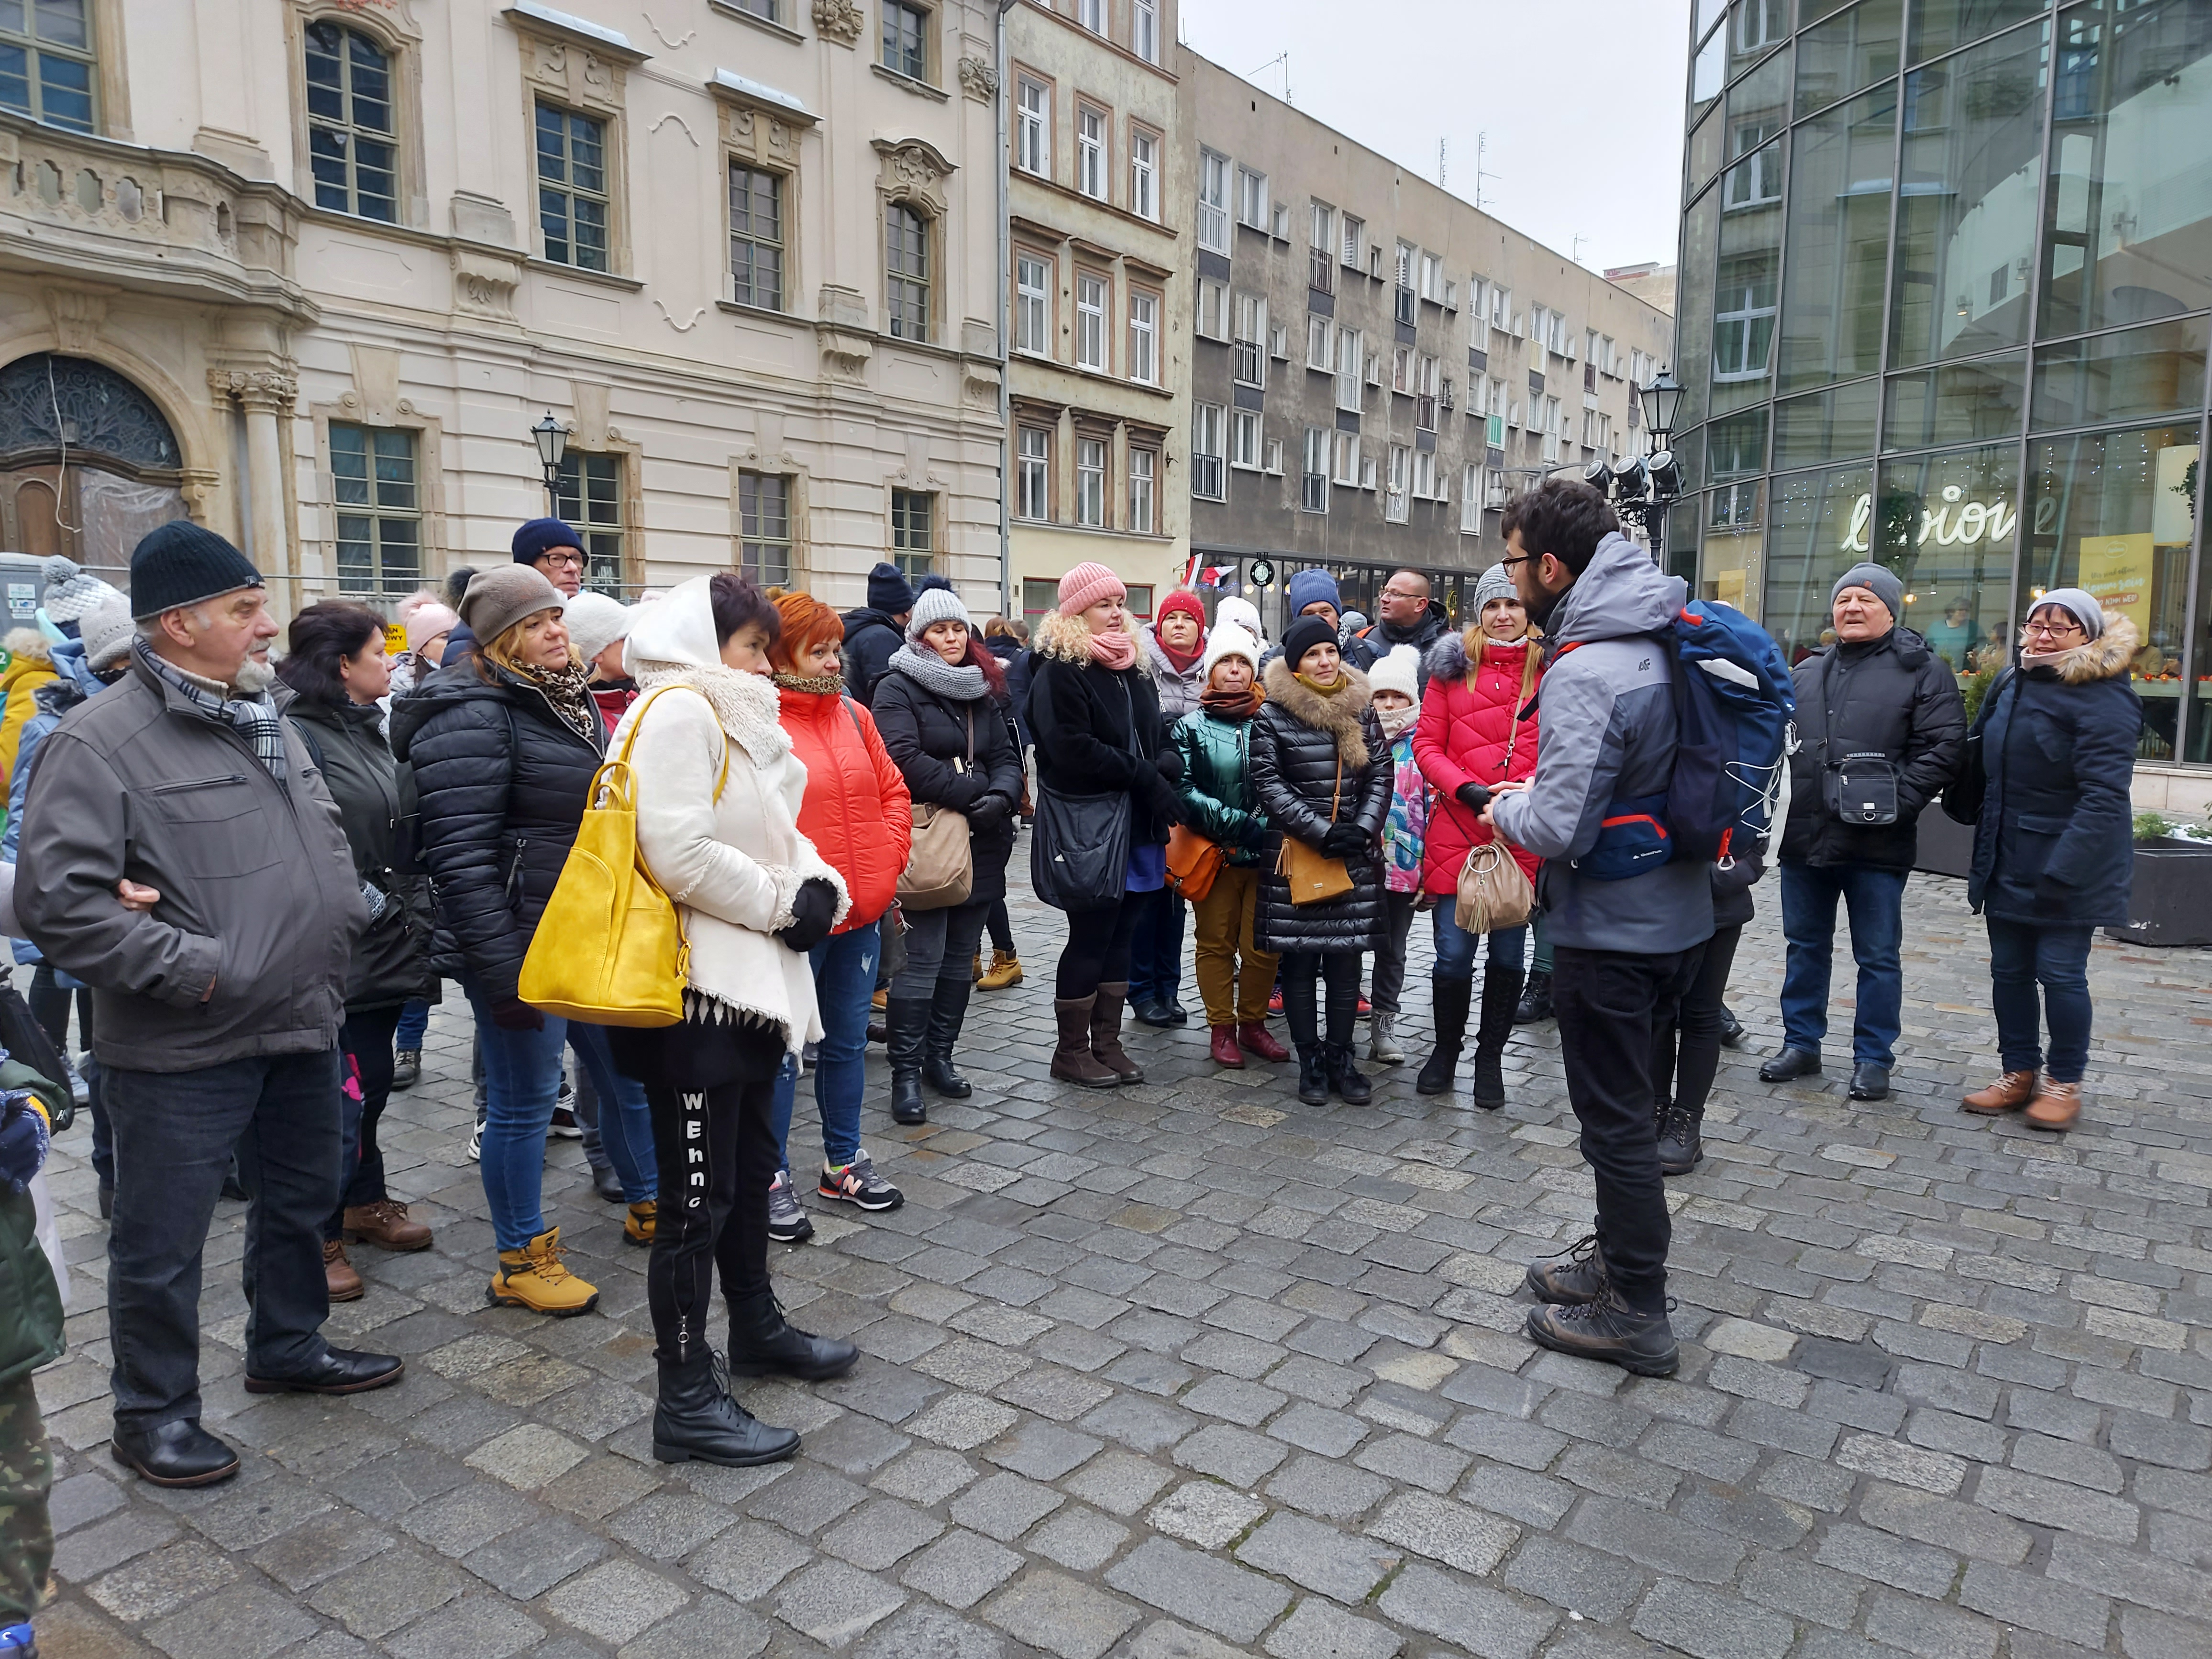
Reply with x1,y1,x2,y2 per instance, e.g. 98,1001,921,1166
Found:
1674,0,2212,763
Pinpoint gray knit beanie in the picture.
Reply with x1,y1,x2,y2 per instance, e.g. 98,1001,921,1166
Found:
1473,564,1516,611
1831,561,1904,621
906,586,972,641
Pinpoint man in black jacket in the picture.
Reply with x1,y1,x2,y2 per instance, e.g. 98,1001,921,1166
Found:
1362,569,1450,692
842,563,915,707
1760,563,1965,1101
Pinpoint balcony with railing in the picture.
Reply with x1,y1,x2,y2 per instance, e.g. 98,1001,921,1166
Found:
1309,246,1332,294
1394,286,1416,327
1384,488,1408,524
1232,338,1263,387
1191,453,1223,499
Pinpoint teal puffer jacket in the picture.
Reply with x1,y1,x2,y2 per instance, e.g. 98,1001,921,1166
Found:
1171,708,1269,867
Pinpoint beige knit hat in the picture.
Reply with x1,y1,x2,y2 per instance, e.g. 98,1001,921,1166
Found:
458,564,566,647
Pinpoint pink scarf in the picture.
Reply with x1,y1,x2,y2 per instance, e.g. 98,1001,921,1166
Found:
1088,628,1138,671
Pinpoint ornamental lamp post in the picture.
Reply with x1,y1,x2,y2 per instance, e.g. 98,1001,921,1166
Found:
531,411,571,514
1638,368,1683,450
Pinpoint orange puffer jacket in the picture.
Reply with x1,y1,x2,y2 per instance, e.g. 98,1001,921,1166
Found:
778,684,911,934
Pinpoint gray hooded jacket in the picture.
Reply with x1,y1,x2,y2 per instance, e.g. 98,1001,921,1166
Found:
1491,531,1715,955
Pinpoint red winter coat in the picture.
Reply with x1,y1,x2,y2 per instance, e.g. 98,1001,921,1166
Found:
1412,629,1541,895
777,684,911,935
591,682,639,734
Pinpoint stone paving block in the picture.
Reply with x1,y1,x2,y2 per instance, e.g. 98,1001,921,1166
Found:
544,1557,692,1645
462,1422,587,1489
618,1591,774,1659
980,1566,1141,1659
984,1419,1102,1481
1863,1590,2001,1659
1061,1449,1175,1516
605,1490,736,1559
1561,1495,1746,1584
382,1594,544,1659
949,1470,1064,1541
1147,1478,1265,1548
1105,1536,1294,1645
1262,1597,1404,1659
1629,1578,1795,1659
85,1539,239,1622
1028,1504,1129,1572
774,1558,907,1648
1501,1534,1644,1621
141,1577,319,1659
1957,1560,2111,1647
458,1510,608,1598
908,1392,1021,1451
901,1527,1025,1611
52,1510,182,1583
853,1601,1003,1659
1367,1491,1518,1578
1235,1509,1396,1604
1739,1548,1865,1629
745,1464,870,1536
1374,1563,1556,1659
687,1520,813,1602
1974,1465,2142,1541
1265,1454,1393,1523
249,1511,395,1592
820,1496,947,1570
307,1545,469,1638
1812,1524,1959,1599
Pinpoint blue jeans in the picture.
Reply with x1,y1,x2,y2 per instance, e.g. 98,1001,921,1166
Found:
1127,886,1187,1005
1778,862,1908,1068
772,924,880,1174
462,978,657,1249
1986,918,2095,1082
395,996,430,1051
1432,907,1528,983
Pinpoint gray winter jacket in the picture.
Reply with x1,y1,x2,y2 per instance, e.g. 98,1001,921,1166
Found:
15,657,368,1074
1491,532,1715,955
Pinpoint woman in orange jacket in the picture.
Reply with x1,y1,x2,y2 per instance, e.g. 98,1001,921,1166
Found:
766,592,912,1242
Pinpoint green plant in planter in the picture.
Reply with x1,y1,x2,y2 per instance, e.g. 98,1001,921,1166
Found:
1961,663,2002,724
2135,811,2175,842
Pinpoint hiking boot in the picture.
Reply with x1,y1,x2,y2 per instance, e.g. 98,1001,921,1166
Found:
1525,1292,1680,1376
488,1227,599,1316
1656,1104,1703,1175
1962,1069,2036,1115
727,1285,859,1381
1295,1047,1328,1106
1051,997,1119,1087
972,950,983,983
1090,983,1144,1083
1325,1043,1371,1104
885,996,929,1124
1514,969,1554,1024
1209,1025,1244,1068
391,1049,422,1090
653,1348,799,1467
2025,1075,2081,1132
1416,978,1472,1096
767,1169,815,1243
343,1199,432,1252
1523,1234,1608,1305
1237,1021,1288,1062
1367,1011,1405,1064
323,1239,364,1303
978,949,1023,991
624,1200,657,1248
820,1151,904,1212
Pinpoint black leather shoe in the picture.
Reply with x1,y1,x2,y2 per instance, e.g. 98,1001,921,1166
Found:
1524,1234,1608,1305
653,1349,799,1467
1656,1105,1703,1175
591,1161,626,1203
1758,1047,1822,1083
1325,1043,1371,1105
1132,996,1178,1027
1525,1293,1679,1377
111,1420,240,1487
1848,1063,1891,1101
244,1348,405,1396
1158,997,1191,1027
921,1054,971,1098
727,1287,859,1381
1295,1048,1328,1106
1717,1006,1748,1050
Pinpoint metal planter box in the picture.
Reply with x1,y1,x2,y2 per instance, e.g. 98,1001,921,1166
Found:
2108,842,2212,949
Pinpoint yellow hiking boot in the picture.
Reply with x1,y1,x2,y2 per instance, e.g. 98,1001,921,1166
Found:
977,949,1023,991
625,1200,657,1248
488,1226,599,1316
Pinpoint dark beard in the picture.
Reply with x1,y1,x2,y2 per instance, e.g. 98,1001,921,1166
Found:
1521,584,1563,629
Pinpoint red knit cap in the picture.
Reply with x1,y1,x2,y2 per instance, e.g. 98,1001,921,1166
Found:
1058,561,1127,616
1155,588,1206,636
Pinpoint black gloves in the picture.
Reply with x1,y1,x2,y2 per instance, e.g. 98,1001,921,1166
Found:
1320,822,1369,859
777,877,840,954
491,996,545,1033
1456,782,1493,814
1142,766,1187,828
967,793,1013,828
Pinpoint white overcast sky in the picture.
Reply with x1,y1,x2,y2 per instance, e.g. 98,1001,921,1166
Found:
1180,0,1692,276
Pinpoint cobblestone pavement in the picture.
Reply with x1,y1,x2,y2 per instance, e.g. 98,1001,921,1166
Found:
29,861,2212,1659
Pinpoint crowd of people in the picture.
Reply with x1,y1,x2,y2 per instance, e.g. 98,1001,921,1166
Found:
0,479,2146,1654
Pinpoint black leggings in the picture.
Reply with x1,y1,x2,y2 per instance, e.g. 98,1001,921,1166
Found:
987,898,1014,955
644,1077,778,1364
1651,922,1742,1119
1281,951,1362,1051
29,965,90,1053
1057,896,1141,999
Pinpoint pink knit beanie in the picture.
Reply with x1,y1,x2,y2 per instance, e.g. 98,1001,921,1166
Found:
1058,561,1127,617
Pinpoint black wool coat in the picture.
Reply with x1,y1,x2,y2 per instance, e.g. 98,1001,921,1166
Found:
1024,612,1181,848
871,655,1025,907
1781,625,1966,872
389,658,605,1002
1250,658,1391,955
841,608,907,708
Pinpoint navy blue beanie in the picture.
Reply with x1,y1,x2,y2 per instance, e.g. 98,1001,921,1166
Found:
913,573,955,597
513,517,584,564
868,561,917,615
1287,567,1341,619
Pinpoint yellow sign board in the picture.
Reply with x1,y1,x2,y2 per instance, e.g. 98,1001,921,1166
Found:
2077,533,2153,616
384,623,408,656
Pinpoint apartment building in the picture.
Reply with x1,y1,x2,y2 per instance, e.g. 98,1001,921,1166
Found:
0,0,1008,612
1004,0,1188,626
1178,51,1673,627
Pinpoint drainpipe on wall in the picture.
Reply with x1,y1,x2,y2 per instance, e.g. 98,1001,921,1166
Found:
996,0,1018,622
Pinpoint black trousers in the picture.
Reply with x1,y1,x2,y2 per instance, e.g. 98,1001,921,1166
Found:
1552,943,1705,1317
1650,923,1742,1121
27,964,90,1055
986,897,1014,955
1281,951,1361,1051
1056,895,1142,999
644,1077,778,1364
329,1004,404,1238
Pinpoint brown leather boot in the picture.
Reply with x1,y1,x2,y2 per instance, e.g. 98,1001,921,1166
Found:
2025,1075,2080,1131
324,1239,364,1302
1090,982,1144,1083
344,1199,433,1252
1051,997,1119,1087
1961,1070,2037,1115
1209,1025,1244,1068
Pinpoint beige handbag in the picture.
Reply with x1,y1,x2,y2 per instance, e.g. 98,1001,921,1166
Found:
897,707,976,911
1454,645,1539,934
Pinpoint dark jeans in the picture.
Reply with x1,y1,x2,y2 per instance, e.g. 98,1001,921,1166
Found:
1778,862,1908,1067
891,898,989,1001
104,1050,343,1429
30,964,111,1186
986,897,1014,955
394,995,430,1052
1057,895,1141,999
1127,886,1187,1005
1282,950,1362,1051
1986,918,2095,1083
1553,944,1704,1316
1651,923,1742,1119
329,1005,404,1239
644,1075,779,1364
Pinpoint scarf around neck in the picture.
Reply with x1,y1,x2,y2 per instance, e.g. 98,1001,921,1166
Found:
1376,701,1418,743
774,670,844,697
1294,671,1348,697
890,642,987,702
1156,633,1204,674
1199,683,1262,721
506,657,598,742
134,637,289,791
1087,628,1139,671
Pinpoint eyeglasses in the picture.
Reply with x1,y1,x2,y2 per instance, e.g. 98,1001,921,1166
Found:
1381,586,1425,601
2021,619,2083,639
538,552,586,571
1498,553,1536,569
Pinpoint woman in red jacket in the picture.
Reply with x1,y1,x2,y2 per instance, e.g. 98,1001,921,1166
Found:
767,592,912,1243
1411,564,1541,1107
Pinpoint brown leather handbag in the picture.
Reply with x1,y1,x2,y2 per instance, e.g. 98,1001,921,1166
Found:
1278,756,1355,905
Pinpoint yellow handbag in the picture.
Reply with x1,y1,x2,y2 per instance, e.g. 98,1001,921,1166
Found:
1277,756,1356,906
519,686,727,1028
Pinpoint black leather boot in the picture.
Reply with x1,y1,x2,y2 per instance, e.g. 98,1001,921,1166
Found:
885,996,929,1125
1295,1047,1328,1106
1514,968,1554,1025
1325,1042,1372,1104
922,978,973,1098
1416,978,1473,1095
727,1285,860,1381
1470,968,1525,1110
653,1348,799,1466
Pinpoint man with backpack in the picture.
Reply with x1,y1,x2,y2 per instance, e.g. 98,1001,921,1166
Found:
1481,478,1714,1377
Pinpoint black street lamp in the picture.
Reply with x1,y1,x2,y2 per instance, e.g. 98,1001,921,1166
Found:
531,411,571,513
1639,368,1684,449
1590,368,1688,569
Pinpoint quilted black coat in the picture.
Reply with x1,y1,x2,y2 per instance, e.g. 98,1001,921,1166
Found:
388,657,605,1002
871,652,1025,907
1251,658,1391,954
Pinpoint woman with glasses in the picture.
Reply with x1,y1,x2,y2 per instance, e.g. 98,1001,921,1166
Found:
1954,590,2140,1133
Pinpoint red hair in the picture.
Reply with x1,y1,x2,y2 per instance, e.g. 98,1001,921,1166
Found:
770,590,844,673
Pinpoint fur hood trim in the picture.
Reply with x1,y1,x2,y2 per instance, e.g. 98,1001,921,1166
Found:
1032,607,1098,665
629,660,792,768
1262,656,1372,766
2031,608,2137,685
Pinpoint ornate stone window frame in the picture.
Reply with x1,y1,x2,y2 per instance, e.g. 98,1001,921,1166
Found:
730,449,811,589
711,74,816,317
307,392,447,599
282,1,431,232
505,5,644,278
873,136,954,347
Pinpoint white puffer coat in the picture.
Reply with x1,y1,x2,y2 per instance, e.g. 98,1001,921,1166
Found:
612,576,851,1052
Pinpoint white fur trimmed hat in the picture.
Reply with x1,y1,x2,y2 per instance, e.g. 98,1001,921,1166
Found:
1369,643,1421,704
1199,621,1261,682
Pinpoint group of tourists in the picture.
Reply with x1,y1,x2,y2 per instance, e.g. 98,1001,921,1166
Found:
0,474,2145,1656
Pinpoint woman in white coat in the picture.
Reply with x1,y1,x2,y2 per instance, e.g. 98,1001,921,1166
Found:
609,573,858,1468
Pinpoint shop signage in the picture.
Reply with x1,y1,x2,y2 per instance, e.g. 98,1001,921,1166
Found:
1840,485,2017,555
2079,533,2153,613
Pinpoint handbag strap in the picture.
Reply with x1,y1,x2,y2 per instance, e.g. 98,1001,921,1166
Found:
603,685,729,804
1501,643,1538,775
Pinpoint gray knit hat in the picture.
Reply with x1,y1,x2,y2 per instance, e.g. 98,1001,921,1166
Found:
41,555,125,622
79,593,135,671
906,585,972,641
458,564,567,648
1473,564,1516,611
2029,586,2104,641
1831,561,1904,621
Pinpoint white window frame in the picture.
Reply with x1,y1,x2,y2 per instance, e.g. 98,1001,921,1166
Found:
1332,431,1360,486
1128,288,1158,385
1132,0,1159,63
1017,425,1051,520
1412,449,1438,499
1128,446,1156,532
1129,127,1157,221
1713,259,1778,383
1075,436,1106,526
1231,408,1261,471
1307,314,1332,370
1191,403,1225,500
1461,464,1484,533
1015,252,1051,356
1197,277,1227,342
1335,326,1363,412
1016,78,1050,177
1198,150,1230,253
1391,345,1413,394
1236,166,1268,230
1076,105,1106,200
1232,291,1266,388
1420,252,1442,302
1075,272,1107,372
1077,0,1105,34
1416,354,1439,431
1301,428,1329,513
1341,215,1363,269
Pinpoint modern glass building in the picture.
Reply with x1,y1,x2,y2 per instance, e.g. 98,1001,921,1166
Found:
1671,0,2212,767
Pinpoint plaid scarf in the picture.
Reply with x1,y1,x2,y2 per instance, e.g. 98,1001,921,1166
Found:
133,637,289,792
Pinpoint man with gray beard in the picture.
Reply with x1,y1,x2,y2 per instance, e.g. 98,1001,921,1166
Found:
18,521,403,1490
